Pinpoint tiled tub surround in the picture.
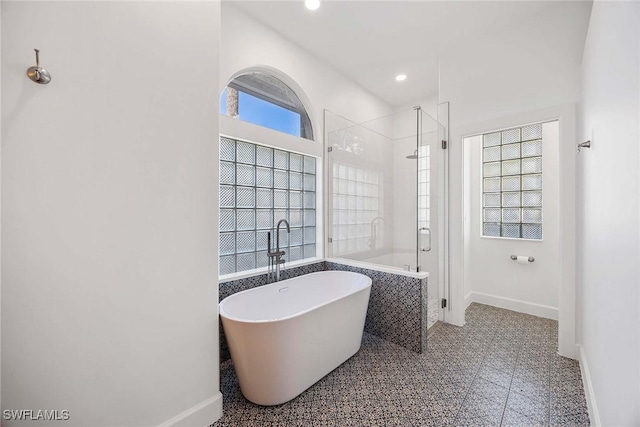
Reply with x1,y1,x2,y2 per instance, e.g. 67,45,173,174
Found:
213,303,590,427
325,262,428,354
427,285,440,330
219,260,428,361
342,249,440,331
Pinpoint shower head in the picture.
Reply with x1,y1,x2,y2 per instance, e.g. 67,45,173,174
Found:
406,150,418,160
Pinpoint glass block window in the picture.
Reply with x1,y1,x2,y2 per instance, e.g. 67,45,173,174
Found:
482,123,542,240
418,144,431,230
332,163,382,255
219,137,317,275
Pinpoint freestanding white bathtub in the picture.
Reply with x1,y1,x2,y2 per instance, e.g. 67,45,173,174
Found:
219,270,372,406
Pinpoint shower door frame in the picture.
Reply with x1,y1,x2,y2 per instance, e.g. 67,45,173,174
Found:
416,103,450,325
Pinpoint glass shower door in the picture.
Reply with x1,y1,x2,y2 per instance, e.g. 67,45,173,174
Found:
417,108,444,328
416,109,439,273
325,108,423,272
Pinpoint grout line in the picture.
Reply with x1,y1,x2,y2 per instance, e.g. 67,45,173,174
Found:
452,310,503,424
497,312,524,426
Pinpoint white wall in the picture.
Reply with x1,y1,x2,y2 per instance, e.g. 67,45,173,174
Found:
439,0,590,128
0,1,3,413
221,3,391,140
394,95,439,120
463,121,560,320
452,103,577,358
577,2,640,425
442,2,589,338
390,108,419,260
1,2,221,426
220,4,392,267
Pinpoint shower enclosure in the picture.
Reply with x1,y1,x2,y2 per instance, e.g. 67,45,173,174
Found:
325,107,445,326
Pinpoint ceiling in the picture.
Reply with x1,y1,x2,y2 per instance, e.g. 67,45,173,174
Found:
230,1,592,108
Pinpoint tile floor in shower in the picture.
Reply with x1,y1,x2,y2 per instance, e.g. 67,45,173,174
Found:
213,303,590,426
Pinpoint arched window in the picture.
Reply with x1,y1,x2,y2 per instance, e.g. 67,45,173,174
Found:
218,71,318,277
220,72,314,140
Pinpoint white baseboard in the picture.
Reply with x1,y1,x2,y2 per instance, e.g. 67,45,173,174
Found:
464,292,474,309
158,393,223,427
467,291,558,320
578,345,601,427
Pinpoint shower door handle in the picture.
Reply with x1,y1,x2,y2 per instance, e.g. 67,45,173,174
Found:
419,227,431,252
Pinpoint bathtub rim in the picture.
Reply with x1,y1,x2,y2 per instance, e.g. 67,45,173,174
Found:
325,257,429,279
218,257,429,284
219,270,372,324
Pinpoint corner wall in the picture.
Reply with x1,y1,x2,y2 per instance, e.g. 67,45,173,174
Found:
577,2,640,425
441,2,589,340
1,2,221,425
219,3,393,286
221,3,392,137
0,0,3,413
463,120,561,321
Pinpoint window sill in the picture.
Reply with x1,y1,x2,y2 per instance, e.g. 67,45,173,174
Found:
479,235,544,242
218,257,324,284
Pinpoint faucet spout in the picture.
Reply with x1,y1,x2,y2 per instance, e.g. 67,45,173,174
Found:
269,219,290,282
276,219,290,253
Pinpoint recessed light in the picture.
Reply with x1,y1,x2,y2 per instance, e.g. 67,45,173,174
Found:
305,0,321,11
395,74,407,82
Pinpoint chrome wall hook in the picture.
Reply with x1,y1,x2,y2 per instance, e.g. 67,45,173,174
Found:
577,140,591,153
26,48,51,84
